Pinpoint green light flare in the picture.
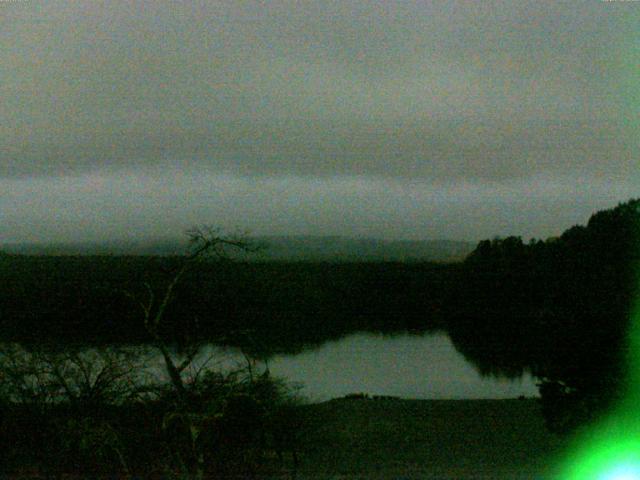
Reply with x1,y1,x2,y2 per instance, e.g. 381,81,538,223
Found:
624,298,640,403
559,414,640,479
557,205,640,479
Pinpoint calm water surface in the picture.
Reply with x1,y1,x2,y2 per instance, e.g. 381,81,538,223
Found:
201,332,539,402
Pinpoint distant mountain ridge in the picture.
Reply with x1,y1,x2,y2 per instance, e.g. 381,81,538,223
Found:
251,236,475,262
1,236,475,262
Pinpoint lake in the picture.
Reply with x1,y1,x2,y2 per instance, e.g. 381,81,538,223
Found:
195,332,540,402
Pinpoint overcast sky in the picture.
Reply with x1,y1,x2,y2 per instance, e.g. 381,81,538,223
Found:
1,1,638,243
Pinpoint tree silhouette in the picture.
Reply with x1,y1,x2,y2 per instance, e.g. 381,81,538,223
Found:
453,198,640,432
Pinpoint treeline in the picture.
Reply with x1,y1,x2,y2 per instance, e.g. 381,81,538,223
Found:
448,198,640,431
0,256,452,353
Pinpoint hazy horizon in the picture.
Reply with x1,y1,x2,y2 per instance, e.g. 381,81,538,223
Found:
1,233,477,246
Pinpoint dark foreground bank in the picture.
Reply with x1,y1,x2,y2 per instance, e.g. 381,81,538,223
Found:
0,397,569,479
292,397,567,480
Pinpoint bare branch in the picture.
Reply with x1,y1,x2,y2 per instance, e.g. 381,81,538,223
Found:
185,225,259,261
121,226,255,404
120,289,151,319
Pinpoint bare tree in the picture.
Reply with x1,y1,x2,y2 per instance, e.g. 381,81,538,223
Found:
124,226,256,402
0,344,144,407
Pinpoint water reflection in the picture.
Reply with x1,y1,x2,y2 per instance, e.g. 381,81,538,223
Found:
264,332,539,401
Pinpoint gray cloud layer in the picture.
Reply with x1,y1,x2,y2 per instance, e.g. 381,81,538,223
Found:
2,1,637,181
